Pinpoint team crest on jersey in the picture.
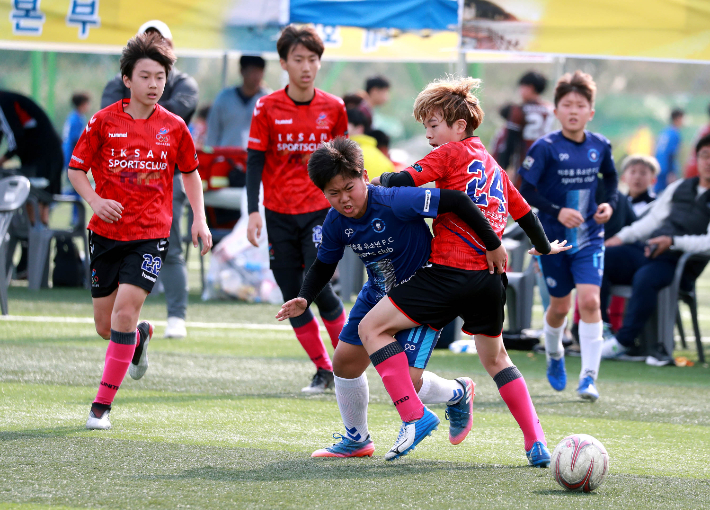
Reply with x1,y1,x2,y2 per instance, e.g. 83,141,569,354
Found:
156,127,170,145
345,228,354,238
412,163,423,172
522,156,534,169
371,218,386,233
316,112,329,129
588,149,599,162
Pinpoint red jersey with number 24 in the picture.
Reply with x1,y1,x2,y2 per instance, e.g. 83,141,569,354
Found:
248,87,348,214
404,136,531,271
70,100,198,241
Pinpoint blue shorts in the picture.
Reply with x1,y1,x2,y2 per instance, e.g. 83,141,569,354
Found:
538,243,605,298
340,288,440,369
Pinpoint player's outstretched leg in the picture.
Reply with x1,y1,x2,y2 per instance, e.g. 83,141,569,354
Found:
417,371,475,445
543,315,567,391
129,321,153,380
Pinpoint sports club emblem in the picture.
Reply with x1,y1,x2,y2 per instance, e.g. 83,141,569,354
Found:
316,112,329,129
522,155,534,169
156,127,170,143
587,149,599,162
371,218,385,233
412,163,423,172
312,225,323,248
345,228,354,238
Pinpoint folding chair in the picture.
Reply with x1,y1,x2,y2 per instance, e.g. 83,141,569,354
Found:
0,175,31,315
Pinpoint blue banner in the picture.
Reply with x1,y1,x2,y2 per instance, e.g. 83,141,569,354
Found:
289,0,459,31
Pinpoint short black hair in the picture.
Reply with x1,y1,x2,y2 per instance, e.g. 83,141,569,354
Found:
346,107,369,129
365,75,390,93
342,93,364,110
240,55,266,70
308,137,364,190
71,92,90,108
671,108,684,121
368,129,390,150
519,71,548,94
197,105,210,120
120,32,176,79
277,25,324,60
696,133,710,155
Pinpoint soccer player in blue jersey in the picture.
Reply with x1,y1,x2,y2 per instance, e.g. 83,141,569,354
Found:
518,71,619,401
276,136,508,458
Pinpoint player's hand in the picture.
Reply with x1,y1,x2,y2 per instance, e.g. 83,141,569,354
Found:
90,197,123,223
557,207,584,229
370,176,381,186
247,212,262,247
192,218,213,256
276,297,308,321
645,235,672,259
594,203,613,224
486,244,507,274
604,235,623,247
530,239,572,256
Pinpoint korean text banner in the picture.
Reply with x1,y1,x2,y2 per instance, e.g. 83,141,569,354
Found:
462,0,710,62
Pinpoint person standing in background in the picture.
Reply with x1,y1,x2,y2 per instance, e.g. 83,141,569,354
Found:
654,108,684,194
62,92,91,224
685,104,710,179
206,56,270,149
100,20,198,339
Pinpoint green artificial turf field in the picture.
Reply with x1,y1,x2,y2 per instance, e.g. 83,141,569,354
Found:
1,286,709,509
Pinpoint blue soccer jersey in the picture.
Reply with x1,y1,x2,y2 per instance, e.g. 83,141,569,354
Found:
317,185,440,301
518,130,617,253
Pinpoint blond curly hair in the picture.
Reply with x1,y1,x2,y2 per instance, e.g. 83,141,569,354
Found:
413,76,484,136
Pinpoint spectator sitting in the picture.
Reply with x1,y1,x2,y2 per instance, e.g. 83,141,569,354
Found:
654,108,684,194
684,103,710,179
602,135,710,363
206,55,270,149
346,108,394,179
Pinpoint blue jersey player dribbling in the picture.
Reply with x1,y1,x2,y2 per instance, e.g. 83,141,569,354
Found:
519,70,619,401
277,137,508,457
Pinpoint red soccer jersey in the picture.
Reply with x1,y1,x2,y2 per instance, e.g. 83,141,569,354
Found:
247,87,348,214
405,137,531,271
70,100,198,241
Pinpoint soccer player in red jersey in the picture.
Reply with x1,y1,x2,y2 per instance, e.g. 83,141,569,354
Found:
68,33,212,430
246,25,348,393
365,77,570,463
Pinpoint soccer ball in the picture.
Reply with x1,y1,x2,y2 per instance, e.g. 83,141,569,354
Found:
551,434,609,492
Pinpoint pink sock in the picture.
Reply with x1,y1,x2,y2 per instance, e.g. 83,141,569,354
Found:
372,348,423,422
94,335,137,406
496,369,546,450
293,317,333,371
322,309,346,349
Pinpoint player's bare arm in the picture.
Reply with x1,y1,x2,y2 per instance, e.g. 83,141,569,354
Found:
276,297,308,321
182,170,213,255
68,168,123,223
529,239,571,256
247,212,263,247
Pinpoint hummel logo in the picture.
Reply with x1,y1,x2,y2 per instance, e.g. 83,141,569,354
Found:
345,426,362,441
449,388,463,404
275,118,293,125
109,132,127,138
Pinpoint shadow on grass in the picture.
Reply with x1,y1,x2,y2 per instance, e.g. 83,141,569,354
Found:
0,426,87,439
534,489,600,496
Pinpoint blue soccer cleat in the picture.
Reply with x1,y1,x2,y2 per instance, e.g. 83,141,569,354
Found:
311,433,375,458
445,377,475,445
546,357,567,391
526,440,551,468
577,375,599,402
385,406,440,461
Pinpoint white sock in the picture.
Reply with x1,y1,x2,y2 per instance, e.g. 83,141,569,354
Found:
579,320,603,381
417,371,464,405
543,315,567,361
334,374,369,442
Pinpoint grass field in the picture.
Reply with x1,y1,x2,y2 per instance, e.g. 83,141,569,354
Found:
1,281,710,510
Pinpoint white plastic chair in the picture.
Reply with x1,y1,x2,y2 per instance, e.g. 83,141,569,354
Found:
0,175,31,314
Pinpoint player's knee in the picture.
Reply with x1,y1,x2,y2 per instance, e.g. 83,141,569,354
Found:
578,294,600,314
547,301,570,319
95,323,111,340
111,307,138,331
357,319,375,346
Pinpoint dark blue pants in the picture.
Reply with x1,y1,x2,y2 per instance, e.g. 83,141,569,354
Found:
601,244,679,348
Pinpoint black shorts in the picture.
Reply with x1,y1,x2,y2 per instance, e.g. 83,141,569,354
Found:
89,231,169,298
264,208,328,270
388,263,508,337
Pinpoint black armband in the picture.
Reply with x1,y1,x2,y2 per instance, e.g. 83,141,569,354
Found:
438,189,501,250
246,149,266,214
516,210,551,255
297,258,339,307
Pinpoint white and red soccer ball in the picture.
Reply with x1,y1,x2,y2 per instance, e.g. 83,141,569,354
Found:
551,434,609,492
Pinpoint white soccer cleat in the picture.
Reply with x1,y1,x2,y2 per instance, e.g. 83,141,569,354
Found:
164,317,187,338
86,409,111,430
301,368,335,394
129,321,153,380
385,406,440,460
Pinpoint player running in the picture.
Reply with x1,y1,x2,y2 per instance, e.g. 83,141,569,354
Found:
365,77,570,464
518,71,619,402
276,137,508,457
246,25,348,393
68,33,212,430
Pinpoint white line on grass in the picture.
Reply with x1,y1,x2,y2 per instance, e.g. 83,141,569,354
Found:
0,315,323,332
